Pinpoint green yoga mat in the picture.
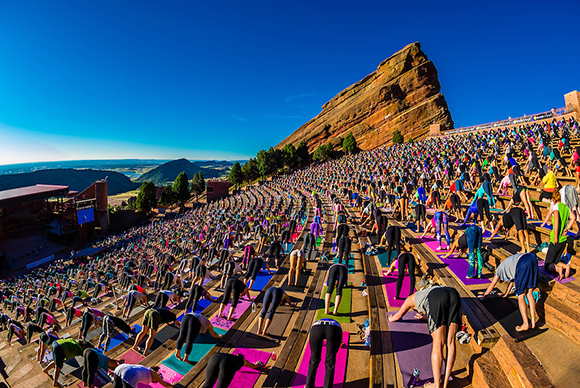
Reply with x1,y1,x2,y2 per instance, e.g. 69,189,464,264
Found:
333,256,355,273
161,327,227,375
316,236,323,247
376,248,398,268
315,286,352,323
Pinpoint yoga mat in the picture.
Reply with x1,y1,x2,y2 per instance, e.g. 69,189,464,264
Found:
387,311,443,386
137,365,183,387
292,331,349,388
122,349,144,364
537,260,576,284
383,270,413,308
314,287,351,323
437,255,490,285
421,236,450,253
332,257,355,274
249,303,295,339
316,236,323,247
228,347,271,388
211,299,252,330
177,299,212,322
471,289,549,341
530,221,577,237
249,270,275,291
161,327,227,374
376,248,398,267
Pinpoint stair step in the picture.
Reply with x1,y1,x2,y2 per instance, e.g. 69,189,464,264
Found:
544,297,580,345
491,335,553,388
473,350,512,388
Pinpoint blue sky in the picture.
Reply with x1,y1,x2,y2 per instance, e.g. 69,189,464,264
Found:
1,0,578,165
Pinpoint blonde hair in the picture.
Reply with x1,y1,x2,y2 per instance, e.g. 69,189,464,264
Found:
552,190,561,203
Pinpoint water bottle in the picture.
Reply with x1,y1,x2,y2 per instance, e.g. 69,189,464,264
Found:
251,302,256,313
271,351,277,361
407,368,420,388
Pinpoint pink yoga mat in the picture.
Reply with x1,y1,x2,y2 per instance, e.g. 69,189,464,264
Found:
122,349,144,364
292,331,349,388
420,236,450,253
138,365,183,387
225,348,272,388
437,255,490,285
537,260,576,284
383,271,413,308
211,299,252,330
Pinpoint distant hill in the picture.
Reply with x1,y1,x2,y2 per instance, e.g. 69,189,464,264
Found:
0,169,140,196
135,158,222,185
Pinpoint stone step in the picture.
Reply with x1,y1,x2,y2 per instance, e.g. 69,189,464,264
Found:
544,296,580,346
491,335,553,388
472,350,512,388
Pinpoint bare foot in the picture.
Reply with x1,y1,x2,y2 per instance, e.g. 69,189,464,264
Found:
565,266,571,278
388,314,399,322
175,352,183,361
515,322,530,332
422,381,438,388
556,266,564,279
132,345,139,353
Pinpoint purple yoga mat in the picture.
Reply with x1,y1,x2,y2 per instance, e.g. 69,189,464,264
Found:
138,365,183,387
211,299,252,330
537,260,576,284
383,270,414,308
226,348,272,388
387,311,444,386
437,255,490,285
292,331,349,388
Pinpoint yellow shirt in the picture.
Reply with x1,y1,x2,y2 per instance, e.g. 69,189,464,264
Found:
542,171,557,189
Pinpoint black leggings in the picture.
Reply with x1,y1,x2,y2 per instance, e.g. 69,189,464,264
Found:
175,314,202,356
450,193,461,213
82,348,100,387
432,190,441,208
154,293,170,309
186,285,205,313
396,253,416,299
162,272,174,290
222,280,242,308
201,353,244,388
415,204,426,222
306,323,342,388
476,198,491,222
327,264,348,296
384,226,401,265
246,258,263,282
81,311,94,338
218,251,229,270
337,237,351,264
260,287,283,320
26,323,43,343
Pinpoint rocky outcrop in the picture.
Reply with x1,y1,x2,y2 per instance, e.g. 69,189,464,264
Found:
277,42,453,152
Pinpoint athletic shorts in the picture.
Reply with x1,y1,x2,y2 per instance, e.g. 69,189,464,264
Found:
143,309,161,331
425,287,461,333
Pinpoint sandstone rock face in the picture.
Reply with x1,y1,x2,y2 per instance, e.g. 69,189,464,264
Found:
277,42,453,152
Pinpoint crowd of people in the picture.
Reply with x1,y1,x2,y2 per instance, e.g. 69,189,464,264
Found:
0,115,577,388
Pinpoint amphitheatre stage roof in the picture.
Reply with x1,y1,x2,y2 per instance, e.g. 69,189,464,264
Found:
0,184,69,208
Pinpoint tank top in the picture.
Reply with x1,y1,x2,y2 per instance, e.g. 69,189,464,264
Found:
551,202,570,244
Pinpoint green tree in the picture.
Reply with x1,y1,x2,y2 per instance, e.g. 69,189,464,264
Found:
342,132,357,154
242,158,259,182
136,181,157,213
313,144,332,162
392,129,404,144
296,141,310,165
173,171,190,202
229,162,244,187
191,172,206,196
159,184,176,206
257,149,273,178
282,143,297,168
407,137,414,143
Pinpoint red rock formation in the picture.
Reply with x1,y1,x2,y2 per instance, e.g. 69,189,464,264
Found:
277,42,453,152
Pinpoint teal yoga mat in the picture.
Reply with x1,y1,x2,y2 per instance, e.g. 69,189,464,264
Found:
161,327,227,375
376,248,398,267
333,256,355,273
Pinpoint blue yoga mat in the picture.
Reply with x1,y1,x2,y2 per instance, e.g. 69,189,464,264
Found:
106,324,141,351
332,256,355,273
249,270,275,291
177,299,212,322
